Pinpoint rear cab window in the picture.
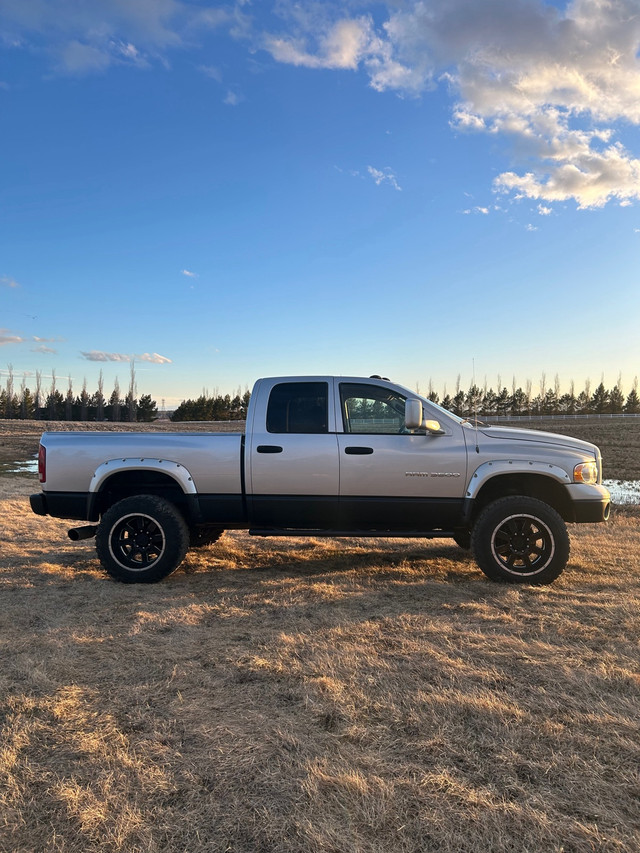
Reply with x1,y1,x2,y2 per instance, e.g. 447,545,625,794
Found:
266,382,329,434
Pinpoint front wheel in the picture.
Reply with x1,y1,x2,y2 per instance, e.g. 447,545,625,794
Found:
471,496,569,584
96,495,189,583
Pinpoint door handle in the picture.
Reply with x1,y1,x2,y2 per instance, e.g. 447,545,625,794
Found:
257,445,283,453
344,446,374,455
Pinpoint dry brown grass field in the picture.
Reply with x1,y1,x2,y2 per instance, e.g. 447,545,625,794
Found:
1,419,639,852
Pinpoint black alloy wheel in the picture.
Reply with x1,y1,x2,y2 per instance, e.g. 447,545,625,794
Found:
471,496,570,584
96,495,189,583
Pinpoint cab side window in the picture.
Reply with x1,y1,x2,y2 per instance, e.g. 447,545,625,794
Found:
340,383,407,434
266,382,329,434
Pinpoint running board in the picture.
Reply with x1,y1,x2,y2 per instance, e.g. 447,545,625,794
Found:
249,529,456,539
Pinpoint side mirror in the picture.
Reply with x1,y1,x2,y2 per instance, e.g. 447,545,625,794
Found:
405,399,423,430
425,419,445,435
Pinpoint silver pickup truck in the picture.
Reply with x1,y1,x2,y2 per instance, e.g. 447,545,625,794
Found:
30,375,610,585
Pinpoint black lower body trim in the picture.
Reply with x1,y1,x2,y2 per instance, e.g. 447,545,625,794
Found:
250,528,456,539
31,492,89,520
570,499,611,523
248,495,464,533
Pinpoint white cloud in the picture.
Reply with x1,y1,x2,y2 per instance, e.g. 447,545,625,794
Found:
80,350,172,364
537,204,552,216
5,1,640,208
367,165,402,191
0,328,23,346
224,90,243,106
265,16,373,71
181,268,197,277
81,350,131,362
32,344,57,354
1,274,20,288
199,64,222,82
262,0,640,208
139,352,172,364
0,0,189,74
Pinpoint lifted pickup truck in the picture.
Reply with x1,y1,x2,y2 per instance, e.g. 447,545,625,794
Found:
30,375,610,585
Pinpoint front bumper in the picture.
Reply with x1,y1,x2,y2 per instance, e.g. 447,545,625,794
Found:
566,483,611,523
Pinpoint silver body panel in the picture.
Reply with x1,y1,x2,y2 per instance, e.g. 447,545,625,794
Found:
41,431,243,495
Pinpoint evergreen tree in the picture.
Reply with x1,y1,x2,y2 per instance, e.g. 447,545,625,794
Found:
21,386,35,419
451,390,465,417
136,394,158,422
609,383,624,414
590,382,610,414
96,370,105,421
65,376,74,421
109,379,121,421
465,384,483,418
495,387,510,416
482,388,497,417
625,378,640,414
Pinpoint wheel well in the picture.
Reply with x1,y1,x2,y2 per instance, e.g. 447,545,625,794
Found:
472,474,572,522
95,471,190,520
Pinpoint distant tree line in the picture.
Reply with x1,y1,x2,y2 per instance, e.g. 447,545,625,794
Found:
0,364,157,422
4,366,639,423
171,374,640,422
423,373,640,418
171,389,251,422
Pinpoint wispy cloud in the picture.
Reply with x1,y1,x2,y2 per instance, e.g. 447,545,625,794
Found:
367,165,401,191
32,344,57,354
224,90,243,106
139,352,172,364
80,350,172,364
0,328,23,346
181,269,198,278
81,350,132,363
1,274,20,288
198,64,222,82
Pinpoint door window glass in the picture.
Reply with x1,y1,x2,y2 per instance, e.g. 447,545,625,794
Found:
267,382,329,434
340,383,408,434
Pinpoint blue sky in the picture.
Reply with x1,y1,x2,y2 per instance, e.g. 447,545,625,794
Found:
1,0,640,406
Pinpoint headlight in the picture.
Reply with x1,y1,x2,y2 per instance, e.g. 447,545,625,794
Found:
574,461,598,485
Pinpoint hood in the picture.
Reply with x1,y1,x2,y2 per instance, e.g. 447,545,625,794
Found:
474,424,596,455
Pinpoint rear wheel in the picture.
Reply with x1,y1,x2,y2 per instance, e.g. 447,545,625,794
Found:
471,496,569,584
96,495,189,583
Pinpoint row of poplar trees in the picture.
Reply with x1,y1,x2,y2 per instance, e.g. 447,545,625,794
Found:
0,366,157,421
423,374,640,418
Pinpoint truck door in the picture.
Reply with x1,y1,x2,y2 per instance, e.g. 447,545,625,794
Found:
336,381,467,531
247,380,340,529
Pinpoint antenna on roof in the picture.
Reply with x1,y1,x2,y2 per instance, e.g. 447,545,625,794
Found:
472,358,480,454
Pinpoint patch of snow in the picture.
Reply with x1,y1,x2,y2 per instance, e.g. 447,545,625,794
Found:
603,480,640,505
